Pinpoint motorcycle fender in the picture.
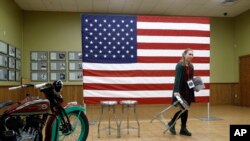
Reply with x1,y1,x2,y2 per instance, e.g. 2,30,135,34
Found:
44,105,86,141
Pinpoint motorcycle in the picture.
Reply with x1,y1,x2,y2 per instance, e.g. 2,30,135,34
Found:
0,80,89,141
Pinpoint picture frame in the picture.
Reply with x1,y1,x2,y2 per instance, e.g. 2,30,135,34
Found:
31,51,48,61
31,61,48,71
16,60,21,70
50,61,66,71
68,51,82,61
68,61,82,70
0,54,8,67
50,71,67,81
50,51,66,60
16,48,21,59
31,72,48,82
0,68,8,80
8,70,15,81
8,45,16,57
0,40,8,54
69,71,82,81
16,71,21,81
8,57,15,69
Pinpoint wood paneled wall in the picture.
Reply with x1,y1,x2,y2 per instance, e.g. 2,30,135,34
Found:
0,83,239,108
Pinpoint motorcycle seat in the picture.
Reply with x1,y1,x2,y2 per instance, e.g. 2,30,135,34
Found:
0,100,13,109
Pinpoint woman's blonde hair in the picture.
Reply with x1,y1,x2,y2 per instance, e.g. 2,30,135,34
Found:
179,48,193,65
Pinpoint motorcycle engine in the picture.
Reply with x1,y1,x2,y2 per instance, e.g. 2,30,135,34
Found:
4,116,42,141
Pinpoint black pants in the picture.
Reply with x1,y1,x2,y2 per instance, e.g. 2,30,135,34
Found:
171,110,188,128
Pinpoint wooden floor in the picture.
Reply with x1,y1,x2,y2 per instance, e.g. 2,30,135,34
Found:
85,104,250,141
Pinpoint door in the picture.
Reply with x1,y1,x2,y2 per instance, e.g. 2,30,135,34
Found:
240,55,250,106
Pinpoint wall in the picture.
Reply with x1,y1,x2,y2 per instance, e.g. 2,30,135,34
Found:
23,12,81,85
0,0,23,85
234,10,250,82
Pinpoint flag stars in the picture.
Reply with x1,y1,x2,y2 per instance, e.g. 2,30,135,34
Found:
89,32,93,35
99,24,102,27
112,37,116,40
99,33,102,36
94,28,97,31
94,19,98,23
125,24,129,27
130,20,134,23
122,55,125,58
108,33,111,36
112,20,116,23
131,55,134,58
103,19,107,23
85,19,88,22
121,20,125,23
117,24,120,27
99,41,102,45
108,50,112,54
112,28,116,32
85,28,88,31
130,29,134,32
90,50,93,53
117,33,120,36
94,54,98,58
103,54,107,58
103,28,107,32
90,24,93,27
99,50,102,53
108,24,111,27
130,37,134,40
85,37,89,40
117,50,121,54
113,46,116,49
126,50,130,54
113,55,116,58
85,54,88,57
108,42,111,45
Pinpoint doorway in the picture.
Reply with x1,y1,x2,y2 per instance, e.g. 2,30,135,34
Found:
240,55,250,106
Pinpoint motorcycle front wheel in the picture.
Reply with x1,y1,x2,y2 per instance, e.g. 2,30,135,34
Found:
52,111,89,141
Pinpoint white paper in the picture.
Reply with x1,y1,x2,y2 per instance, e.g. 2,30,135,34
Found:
32,63,38,70
69,53,75,60
51,73,57,80
69,63,75,70
50,53,57,60
32,53,38,60
32,73,38,80
51,63,57,70
69,72,75,80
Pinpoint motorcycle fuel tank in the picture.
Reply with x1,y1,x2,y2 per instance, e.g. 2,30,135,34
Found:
6,97,50,115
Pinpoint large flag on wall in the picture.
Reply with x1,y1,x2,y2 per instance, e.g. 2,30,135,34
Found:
81,14,210,104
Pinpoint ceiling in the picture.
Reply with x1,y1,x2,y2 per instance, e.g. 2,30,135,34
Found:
14,0,250,17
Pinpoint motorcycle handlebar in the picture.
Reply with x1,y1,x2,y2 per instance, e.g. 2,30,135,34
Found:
8,84,34,90
34,83,48,89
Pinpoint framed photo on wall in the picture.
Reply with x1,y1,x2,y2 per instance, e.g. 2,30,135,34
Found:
8,57,15,69
8,45,16,57
68,61,82,70
31,51,48,61
31,61,48,71
0,54,8,67
68,51,82,61
31,72,48,81
50,51,66,60
0,40,8,54
16,48,21,59
8,70,15,81
50,71,66,81
50,61,66,71
0,68,8,80
69,71,82,81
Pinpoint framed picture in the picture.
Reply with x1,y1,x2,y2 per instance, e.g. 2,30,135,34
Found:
8,45,16,57
50,51,66,60
8,57,15,69
16,48,21,59
0,40,8,54
31,51,48,61
8,70,15,81
16,71,21,81
69,71,82,81
68,51,82,61
69,61,82,70
31,72,48,81
50,61,66,71
0,68,8,80
16,60,21,70
0,54,8,67
50,71,66,81
31,61,48,71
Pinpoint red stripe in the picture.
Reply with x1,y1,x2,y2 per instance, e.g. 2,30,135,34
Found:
138,57,210,63
137,43,210,50
137,29,210,37
83,70,209,77
83,83,210,90
84,96,209,104
138,16,210,24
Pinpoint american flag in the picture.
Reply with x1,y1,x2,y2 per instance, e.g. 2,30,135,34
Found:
81,14,210,104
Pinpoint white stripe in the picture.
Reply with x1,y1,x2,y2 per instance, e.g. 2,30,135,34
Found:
137,22,210,31
138,49,210,57
83,76,210,84
137,36,210,44
83,63,210,70
84,90,210,98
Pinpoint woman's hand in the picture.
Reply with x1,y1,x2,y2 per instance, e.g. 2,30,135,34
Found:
174,92,180,97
